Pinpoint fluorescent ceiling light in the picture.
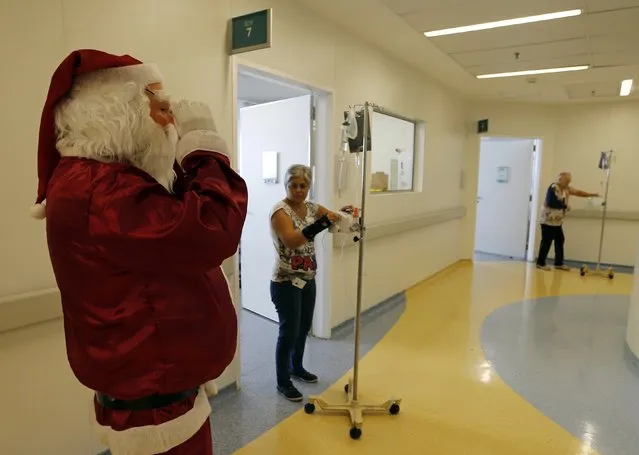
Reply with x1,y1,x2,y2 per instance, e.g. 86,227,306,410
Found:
620,79,633,96
424,9,582,37
476,65,589,79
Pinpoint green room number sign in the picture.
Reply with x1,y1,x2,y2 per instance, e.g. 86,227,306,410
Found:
229,9,272,55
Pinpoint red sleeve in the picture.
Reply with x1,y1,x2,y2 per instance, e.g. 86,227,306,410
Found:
88,151,248,272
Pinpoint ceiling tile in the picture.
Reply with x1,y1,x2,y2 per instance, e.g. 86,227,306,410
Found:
565,81,622,98
586,8,639,34
467,54,591,76
380,0,463,16
497,89,543,101
451,38,590,68
593,51,639,67
586,0,639,13
590,34,639,54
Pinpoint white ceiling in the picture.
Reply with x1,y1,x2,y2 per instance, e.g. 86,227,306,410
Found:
237,72,309,105
297,0,639,103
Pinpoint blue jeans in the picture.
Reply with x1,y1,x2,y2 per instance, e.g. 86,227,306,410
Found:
270,279,316,387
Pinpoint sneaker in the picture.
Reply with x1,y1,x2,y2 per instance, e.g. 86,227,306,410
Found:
277,385,303,402
555,265,570,271
536,264,551,271
291,370,319,384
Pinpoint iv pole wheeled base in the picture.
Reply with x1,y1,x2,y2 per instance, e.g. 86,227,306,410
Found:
304,102,401,440
305,378,401,440
580,149,615,281
579,264,615,279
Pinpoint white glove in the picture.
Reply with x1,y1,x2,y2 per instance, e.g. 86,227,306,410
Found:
172,100,229,164
173,100,217,137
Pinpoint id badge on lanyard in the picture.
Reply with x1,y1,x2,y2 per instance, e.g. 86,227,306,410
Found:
292,277,307,289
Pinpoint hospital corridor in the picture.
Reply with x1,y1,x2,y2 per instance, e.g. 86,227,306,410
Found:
1,0,639,454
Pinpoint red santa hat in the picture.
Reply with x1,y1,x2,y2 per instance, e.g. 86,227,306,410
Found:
31,49,163,219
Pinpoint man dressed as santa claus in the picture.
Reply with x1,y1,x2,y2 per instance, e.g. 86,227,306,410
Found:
32,49,248,455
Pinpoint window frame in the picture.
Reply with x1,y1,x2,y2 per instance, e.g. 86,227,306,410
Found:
369,106,420,195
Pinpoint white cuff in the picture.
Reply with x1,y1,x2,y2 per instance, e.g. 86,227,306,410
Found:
177,130,229,164
334,212,356,233
93,386,211,455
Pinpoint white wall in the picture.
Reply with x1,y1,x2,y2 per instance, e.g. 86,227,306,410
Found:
626,236,639,357
462,101,639,267
1,0,468,452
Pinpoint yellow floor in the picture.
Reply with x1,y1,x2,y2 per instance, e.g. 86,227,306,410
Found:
234,261,634,454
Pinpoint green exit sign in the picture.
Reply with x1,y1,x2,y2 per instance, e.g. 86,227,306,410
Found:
229,9,272,55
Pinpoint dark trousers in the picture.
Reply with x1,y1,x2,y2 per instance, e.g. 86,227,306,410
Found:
270,279,316,387
536,224,565,266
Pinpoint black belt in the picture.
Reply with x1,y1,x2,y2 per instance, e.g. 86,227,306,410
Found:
96,388,199,411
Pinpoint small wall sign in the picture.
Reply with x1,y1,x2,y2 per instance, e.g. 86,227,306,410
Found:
229,9,272,55
262,151,279,184
496,166,509,183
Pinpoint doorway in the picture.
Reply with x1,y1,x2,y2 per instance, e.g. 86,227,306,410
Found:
235,65,332,338
474,136,542,261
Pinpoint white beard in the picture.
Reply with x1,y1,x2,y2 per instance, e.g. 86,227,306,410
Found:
54,81,178,192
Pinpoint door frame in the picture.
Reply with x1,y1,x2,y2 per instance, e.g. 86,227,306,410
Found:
472,135,544,261
231,58,335,347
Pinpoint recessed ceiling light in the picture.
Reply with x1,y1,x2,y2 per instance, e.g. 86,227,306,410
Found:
424,9,582,37
476,65,589,79
620,79,633,96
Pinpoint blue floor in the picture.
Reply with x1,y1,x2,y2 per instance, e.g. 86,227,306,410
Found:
99,295,405,455
482,294,638,455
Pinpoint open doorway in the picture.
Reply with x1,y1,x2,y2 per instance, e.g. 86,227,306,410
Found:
235,65,332,338
474,136,542,261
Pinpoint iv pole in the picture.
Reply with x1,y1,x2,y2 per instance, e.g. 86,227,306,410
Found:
304,102,401,440
580,149,615,279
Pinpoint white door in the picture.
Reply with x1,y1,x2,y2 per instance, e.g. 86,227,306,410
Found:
239,95,312,321
475,138,535,258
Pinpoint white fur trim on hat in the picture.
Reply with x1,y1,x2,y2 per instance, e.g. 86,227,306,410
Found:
93,386,211,455
176,130,229,164
30,201,46,220
77,63,163,89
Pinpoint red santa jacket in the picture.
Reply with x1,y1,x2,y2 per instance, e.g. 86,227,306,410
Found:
45,151,248,400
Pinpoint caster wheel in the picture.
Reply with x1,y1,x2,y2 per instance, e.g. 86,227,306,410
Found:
349,427,362,440
389,403,400,415
304,403,315,414
344,384,350,393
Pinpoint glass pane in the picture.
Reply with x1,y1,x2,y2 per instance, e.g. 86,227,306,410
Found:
369,111,416,193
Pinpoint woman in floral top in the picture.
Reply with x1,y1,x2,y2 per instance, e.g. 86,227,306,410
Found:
536,172,599,271
270,164,352,402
